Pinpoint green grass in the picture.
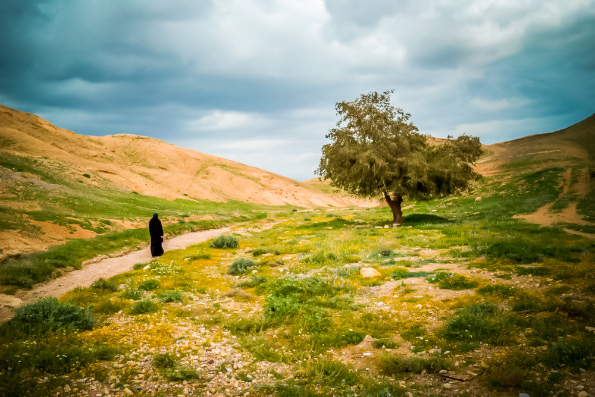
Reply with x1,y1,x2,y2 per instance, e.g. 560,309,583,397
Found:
1,163,594,395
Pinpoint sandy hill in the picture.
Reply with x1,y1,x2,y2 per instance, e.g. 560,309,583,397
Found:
0,105,375,259
476,113,595,176
0,105,369,208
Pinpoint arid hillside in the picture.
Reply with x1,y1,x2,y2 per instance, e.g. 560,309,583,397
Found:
476,113,594,176
0,105,369,207
0,105,373,259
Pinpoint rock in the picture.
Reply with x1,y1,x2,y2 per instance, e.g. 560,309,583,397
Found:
585,326,595,333
360,267,381,278
124,388,134,395
439,369,447,374
577,392,588,397
443,383,452,389
575,385,584,391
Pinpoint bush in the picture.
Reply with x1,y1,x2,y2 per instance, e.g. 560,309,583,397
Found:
380,353,452,375
210,235,239,249
477,284,516,297
138,279,159,291
130,300,159,315
544,339,594,369
91,278,118,292
152,353,176,369
442,302,513,345
92,299,125,315
121,289,143,300
159,290,183,303
3,298,95,335
228,258,255,275
427,272,478,290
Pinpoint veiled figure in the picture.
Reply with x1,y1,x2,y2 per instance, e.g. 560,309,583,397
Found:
149,213,164,257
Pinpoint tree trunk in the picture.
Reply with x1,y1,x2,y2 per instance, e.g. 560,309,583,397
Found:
384,192,404,225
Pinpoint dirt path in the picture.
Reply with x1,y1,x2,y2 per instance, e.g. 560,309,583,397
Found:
0,222,276,322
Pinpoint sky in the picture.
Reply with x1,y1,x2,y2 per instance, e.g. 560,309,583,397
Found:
1,1,594,180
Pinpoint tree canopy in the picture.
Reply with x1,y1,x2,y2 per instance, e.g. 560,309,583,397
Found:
316,90,483,224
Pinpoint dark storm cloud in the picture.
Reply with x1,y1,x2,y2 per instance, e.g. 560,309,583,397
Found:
1,0,594,179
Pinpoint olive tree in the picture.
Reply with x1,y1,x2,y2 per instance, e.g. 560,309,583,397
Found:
316,90,482,224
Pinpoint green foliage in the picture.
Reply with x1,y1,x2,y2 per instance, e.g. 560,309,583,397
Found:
480,238,579,263
152,353,176,369
380,353,452,375
442,302,513,345
158,290,184,303
1,298,95,336
228,258,256,275
477,284,516,297
138,279,159,291
426,272,478,290
92,299,126,315
91,278,118,292
151,353,198,381
130,299,158,315
544,339,594,369
210,235,239,249
316,90,481,223
392,268,432,280
121,289,143,300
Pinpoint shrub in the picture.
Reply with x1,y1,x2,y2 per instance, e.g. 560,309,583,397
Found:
92,299,125,315
210,235,239,249
392,269,432,280
380,353,452,375
158,290,183,303
442,302,513,345
228,258,255,275
237,275,267,289
91,278,118,292
477,284,516,297
130,300,158,315
138,279,159,291
121,289,143,300
427,272,478,290
544,339,594,369
3,298,95,335
152,353,176,369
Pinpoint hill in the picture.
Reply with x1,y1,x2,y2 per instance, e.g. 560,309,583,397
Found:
474,113,594,229
0,105,373,259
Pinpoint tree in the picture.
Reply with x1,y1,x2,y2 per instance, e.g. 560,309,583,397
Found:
316,91,482,224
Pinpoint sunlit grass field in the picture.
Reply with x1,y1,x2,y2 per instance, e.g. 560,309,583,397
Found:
1,166,594,396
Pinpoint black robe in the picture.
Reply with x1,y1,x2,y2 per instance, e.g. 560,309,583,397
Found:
149,216,164,257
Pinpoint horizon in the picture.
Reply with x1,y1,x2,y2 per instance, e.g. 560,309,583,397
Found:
1,1,594,180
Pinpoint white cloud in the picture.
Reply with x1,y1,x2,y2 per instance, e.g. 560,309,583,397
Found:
471,97,530,111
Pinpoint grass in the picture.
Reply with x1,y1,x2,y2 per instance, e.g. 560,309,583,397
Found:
1,165,594,395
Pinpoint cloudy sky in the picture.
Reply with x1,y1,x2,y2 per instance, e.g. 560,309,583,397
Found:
1,1,594,180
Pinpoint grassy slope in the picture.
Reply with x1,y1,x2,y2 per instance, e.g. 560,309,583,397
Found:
0,150,291,290
1,163,594,396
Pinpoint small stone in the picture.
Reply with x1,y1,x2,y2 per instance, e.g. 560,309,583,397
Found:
519,393,530,397
585,326,595,333
439,369,448,374
575,385,585,391
360,267,381,278
577,392,588,397
124,388,134,395
443,383,452,389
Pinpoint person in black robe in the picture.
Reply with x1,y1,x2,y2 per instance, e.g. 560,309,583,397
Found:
149,213,164,257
